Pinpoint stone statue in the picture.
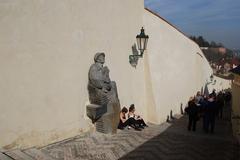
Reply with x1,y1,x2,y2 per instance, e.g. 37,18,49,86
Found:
87,52,120,134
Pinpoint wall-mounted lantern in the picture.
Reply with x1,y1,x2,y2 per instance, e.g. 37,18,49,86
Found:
129,27,149,67
136,27,149,57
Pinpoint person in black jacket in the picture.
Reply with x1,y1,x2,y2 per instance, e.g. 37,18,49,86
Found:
204,94,217,133
185,97,199,131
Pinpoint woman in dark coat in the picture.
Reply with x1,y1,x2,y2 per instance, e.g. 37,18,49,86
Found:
185,97,199,131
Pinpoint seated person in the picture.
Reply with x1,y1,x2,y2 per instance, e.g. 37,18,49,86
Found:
118,107,141,131
128,104,148,128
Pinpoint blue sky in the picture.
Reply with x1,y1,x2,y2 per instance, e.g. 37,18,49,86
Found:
145,0,240,49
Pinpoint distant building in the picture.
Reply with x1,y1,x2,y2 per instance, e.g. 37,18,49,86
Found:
200,47,209,50
233,50,240,57
219,47,227,55
208,47,227,55
231,57,240,68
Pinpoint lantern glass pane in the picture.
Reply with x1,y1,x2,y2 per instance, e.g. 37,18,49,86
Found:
144,38,148,49
141,38,145,50
136,37,141,50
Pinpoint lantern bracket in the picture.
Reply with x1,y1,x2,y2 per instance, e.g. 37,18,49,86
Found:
129,27,149,67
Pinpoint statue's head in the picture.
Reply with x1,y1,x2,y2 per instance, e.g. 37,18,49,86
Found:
94,52,105,64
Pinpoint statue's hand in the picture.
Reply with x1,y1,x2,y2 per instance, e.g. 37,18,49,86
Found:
102,87,109,93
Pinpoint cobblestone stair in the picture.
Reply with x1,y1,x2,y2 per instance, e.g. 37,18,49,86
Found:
0,147,57,160
0,121,171,160
1,106,239,160
40,122,171,160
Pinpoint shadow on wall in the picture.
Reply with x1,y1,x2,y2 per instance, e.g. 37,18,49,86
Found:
204,84,209,96
129,44,139,68
166,110,174,122
166,103,184,122
201,87,204,95
180,103,184,115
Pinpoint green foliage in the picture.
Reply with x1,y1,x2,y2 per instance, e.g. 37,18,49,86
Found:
189,35,223,48
189,35,234,64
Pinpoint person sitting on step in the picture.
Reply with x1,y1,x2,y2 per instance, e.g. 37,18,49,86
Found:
118,107,141,131
128,104,148,129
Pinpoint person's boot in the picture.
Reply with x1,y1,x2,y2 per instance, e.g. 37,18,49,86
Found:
139,124,144,129
134,127,142,131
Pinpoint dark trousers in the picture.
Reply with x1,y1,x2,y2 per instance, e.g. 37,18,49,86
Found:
218,107,223,119
188,116,197,131
118,118,137,129
203,115,207,130
205,116,215,133
136,119,147,127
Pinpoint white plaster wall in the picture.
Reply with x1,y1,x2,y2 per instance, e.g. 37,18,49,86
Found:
143,9,229,124
0,0,145,149
207,76,231,93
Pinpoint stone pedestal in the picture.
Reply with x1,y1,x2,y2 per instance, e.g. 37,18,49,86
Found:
95,102,120,134
87,102,120,134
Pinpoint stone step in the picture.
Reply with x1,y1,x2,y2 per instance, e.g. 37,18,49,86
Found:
40,124,171,160
5,149,35,160
0,152,13,160
24,148,57,160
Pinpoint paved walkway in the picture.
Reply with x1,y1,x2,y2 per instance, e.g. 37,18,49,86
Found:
120,104,239,160
1,104,239,160
120,116,239,160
